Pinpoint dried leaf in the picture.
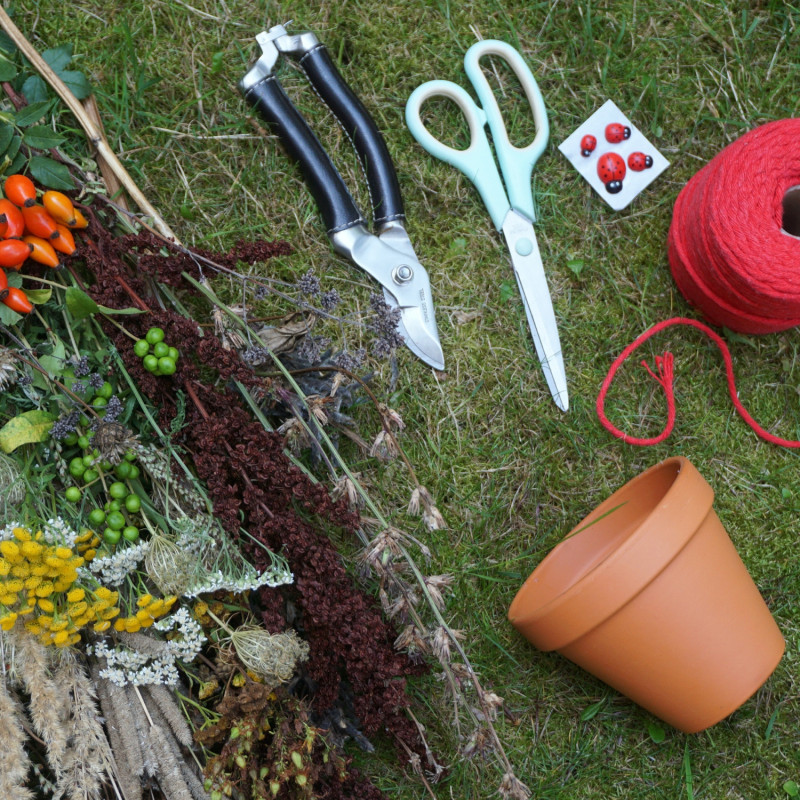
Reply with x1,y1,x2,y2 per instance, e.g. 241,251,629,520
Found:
257,312,314,353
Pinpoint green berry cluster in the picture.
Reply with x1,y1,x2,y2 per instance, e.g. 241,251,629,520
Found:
134,327,180,376
64,434,143,546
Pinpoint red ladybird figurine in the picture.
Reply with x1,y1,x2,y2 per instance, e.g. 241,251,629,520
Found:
597,152,626,194
580,134,597,157
605,122,631,143
628,151,654,171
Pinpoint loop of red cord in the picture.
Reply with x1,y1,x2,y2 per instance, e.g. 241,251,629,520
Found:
596,317,800,448
598,119,800,448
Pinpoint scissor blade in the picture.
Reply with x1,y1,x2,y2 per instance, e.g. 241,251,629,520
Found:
501,210,568,412
383,288,445,371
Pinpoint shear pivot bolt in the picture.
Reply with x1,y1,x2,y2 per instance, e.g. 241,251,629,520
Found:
393,265,414,284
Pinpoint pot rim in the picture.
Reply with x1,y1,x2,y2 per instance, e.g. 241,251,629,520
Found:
508,456,715,650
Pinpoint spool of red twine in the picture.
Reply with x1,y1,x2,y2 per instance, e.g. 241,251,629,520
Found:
598,119,800,448
668,118,800,333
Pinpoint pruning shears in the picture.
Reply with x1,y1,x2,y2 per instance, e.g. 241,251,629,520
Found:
240,25,445,371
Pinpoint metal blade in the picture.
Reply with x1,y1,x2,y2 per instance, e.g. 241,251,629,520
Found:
501,210,568,411
383,287,445,371
331,223,445,371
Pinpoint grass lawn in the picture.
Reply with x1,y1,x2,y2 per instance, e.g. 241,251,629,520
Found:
10,0,800,797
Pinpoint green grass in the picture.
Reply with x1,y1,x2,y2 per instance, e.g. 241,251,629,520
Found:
11,0,800,797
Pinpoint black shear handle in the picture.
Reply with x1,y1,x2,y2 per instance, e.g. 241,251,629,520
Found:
299,45,405,227
243,75,364,234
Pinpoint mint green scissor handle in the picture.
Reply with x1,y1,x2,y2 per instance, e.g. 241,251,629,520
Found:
405,39,549,230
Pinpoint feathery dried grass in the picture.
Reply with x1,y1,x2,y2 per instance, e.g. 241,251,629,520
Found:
148,724,194,800
10,628,71,782
93,667,142,800
143,684,193,749
128,685,159,779
53,650,116,800
0,677,34,799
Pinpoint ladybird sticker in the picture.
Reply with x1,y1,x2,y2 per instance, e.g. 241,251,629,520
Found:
558,99,669,211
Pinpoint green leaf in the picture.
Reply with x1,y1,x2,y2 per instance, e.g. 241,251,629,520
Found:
65,286,99,319
59,70,92,100
42,44,73,73
38,354,63,378
647,722,666,743
14,100,52,128
580,699,605,721
5,134,21,162
22,126,65,150
0,409,56,453
0,123,14,155
0,55,17,82
784,781,799,797
21,75,48,105
0,31,17,55
0,302,22,326
97,304,145,316
7,152,25,175
28,156,75,190
499,280,516,303
24,287,52,305
567,258,585,277
6,271,22,288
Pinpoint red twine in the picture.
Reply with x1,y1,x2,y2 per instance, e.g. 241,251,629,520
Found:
668,118,800,334
598,120,800,448
596,317,800,448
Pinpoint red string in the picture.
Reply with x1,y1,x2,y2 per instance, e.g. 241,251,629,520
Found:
667,118,800,334
596,317,800,448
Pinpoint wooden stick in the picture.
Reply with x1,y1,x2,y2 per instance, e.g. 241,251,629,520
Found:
0,7,180,243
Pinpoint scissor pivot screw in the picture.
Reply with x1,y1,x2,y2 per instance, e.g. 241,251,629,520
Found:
393,265,414,284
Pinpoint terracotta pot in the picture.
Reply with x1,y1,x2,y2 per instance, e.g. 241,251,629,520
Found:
508,456,784,733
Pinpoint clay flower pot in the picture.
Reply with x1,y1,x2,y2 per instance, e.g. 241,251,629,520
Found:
508,456,784,733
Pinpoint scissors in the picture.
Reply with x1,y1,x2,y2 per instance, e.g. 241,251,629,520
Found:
240,25,444,371
406,40,568,411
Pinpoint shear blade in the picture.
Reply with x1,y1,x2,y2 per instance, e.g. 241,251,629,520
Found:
502,210,568,411
383,288,445,371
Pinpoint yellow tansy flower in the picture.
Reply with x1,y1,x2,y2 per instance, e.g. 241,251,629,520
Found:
21,541,43,558
12,528,30,542
95,586,113,601
139,616,155,628
0,558,10,576
5,579,23,593
34,582,54,598
24,576,42,590
135,609,153,623
0,592,17,605
73,614,93,628
31,564,48,577
50,619,69,632
100,607,120,621
54,579,73,593
11,565,30,580
53,630,69,645
75,530,93,543
0,612,17,631
93,620,111,632
83,549,97,562
0,541,20,559
136,594,153,608
24,620,41,634
37,614,53,627
113,618,126,632
54,547,72,560
68,601,88,618
37,598,55,613
66,588,85,603
147,599,165,616
124,618,142,633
